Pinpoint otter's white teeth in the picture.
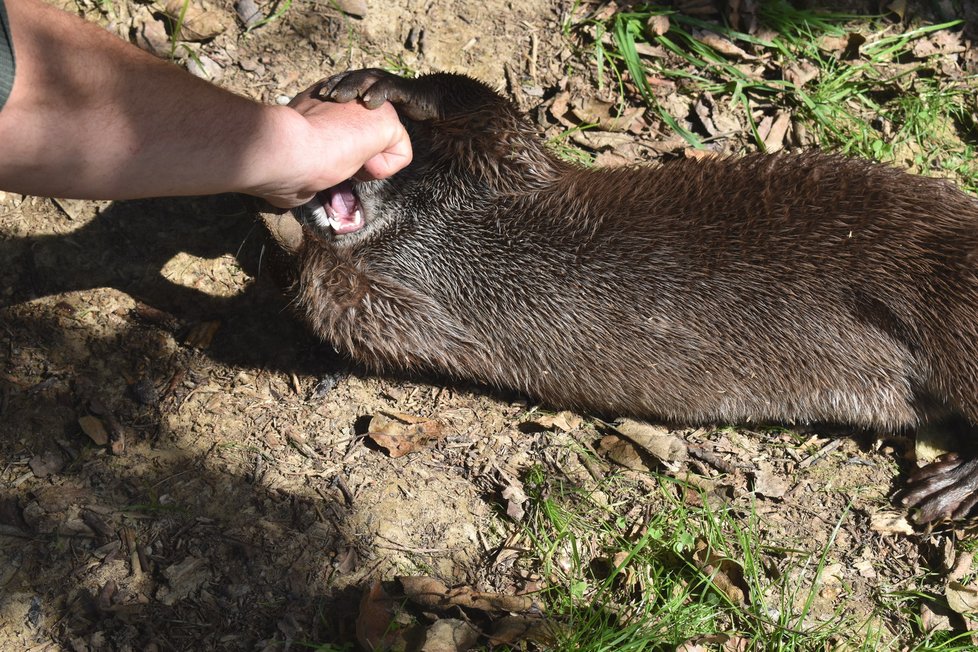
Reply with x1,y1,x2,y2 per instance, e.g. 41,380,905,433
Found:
326,207,364,234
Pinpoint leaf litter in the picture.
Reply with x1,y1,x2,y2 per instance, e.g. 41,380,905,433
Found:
1,0,978,649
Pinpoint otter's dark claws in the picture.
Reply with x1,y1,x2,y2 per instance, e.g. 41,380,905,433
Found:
314,69,441,121
901,455,978,524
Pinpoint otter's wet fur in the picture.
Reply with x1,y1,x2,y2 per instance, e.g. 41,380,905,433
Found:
264,70,978,522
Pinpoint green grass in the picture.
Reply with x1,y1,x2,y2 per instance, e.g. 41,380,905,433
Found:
573,2,977,192
547,126,597,166
515,465,977,650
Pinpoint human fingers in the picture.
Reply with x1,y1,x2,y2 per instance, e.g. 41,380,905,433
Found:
355,122,413,180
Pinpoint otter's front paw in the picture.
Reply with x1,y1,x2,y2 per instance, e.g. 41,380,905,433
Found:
900,453,978,524
314,69,439,121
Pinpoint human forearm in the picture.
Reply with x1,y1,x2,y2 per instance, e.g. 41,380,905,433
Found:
0,0,411,206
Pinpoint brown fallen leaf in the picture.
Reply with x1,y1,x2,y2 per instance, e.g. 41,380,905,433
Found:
132,9,170,57
79,415,109,446
695,30,756,60
949,551,974,582
569,130,636,151
183,320,221,349
163,0,230,42
569,97,644,133
760,111,791,153
887,0,906,20
613,418,687,464
819,32,866,59
947,580,978,616
646,14,670,38
419,618,479,652
683,147,720,160
692,539,750,606
784,61,819,88
521,410,582,432
549,91,575,127
500,475,528,522
487,615,555,645
28,452,65,478
912,30,965,59
356,580,407,652
368,413,446,458
869,510,915,536
598,434,655,472
750,461,789,498
676,633,737,652
399,576,539,613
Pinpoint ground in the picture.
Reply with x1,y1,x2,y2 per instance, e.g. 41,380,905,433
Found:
0,1,976,650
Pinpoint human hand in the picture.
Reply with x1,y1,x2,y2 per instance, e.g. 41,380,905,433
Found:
248,82,413,209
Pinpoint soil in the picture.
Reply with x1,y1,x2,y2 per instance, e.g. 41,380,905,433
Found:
1,1,975,650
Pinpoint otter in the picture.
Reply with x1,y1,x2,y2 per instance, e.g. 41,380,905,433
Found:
261,68,978,525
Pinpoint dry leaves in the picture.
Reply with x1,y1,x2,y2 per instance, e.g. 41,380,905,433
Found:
613,418,688,464
367,412,447,457
520,410,583,432
400,575,539,613
79,415,109,446
162,0,230,41
357,580,408,651
356,577,549,652
28,452,65,478
183,319,221,349
946,553,978,629
692,539,750,606
869,510,915,536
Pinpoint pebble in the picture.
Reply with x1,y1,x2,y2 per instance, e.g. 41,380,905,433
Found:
275,95,292,106
187,54,224,82
333,0,367,17
234,0,263,29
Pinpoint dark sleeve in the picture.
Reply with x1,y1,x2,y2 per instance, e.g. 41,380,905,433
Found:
0,0,14,112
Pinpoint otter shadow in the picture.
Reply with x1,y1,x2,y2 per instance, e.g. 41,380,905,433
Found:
0,194,336,374
0,195,497,649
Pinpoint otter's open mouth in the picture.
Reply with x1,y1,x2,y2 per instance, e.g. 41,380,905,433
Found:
292,180,365,236
321,180,364,234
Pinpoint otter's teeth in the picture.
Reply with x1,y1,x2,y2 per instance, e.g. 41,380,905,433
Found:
326,208,364,234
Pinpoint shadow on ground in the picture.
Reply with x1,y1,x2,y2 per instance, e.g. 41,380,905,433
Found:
0,196,379,648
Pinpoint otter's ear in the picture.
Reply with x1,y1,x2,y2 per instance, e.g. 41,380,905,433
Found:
260,212,304,254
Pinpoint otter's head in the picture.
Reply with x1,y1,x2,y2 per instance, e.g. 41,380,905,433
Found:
270,120,471,256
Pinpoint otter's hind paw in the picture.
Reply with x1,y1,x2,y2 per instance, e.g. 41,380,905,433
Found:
900,453,978,524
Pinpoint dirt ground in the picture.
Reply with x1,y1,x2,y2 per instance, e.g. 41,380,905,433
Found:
1,1,975,650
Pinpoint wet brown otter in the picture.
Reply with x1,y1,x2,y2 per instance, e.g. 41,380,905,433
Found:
261,69,978,524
